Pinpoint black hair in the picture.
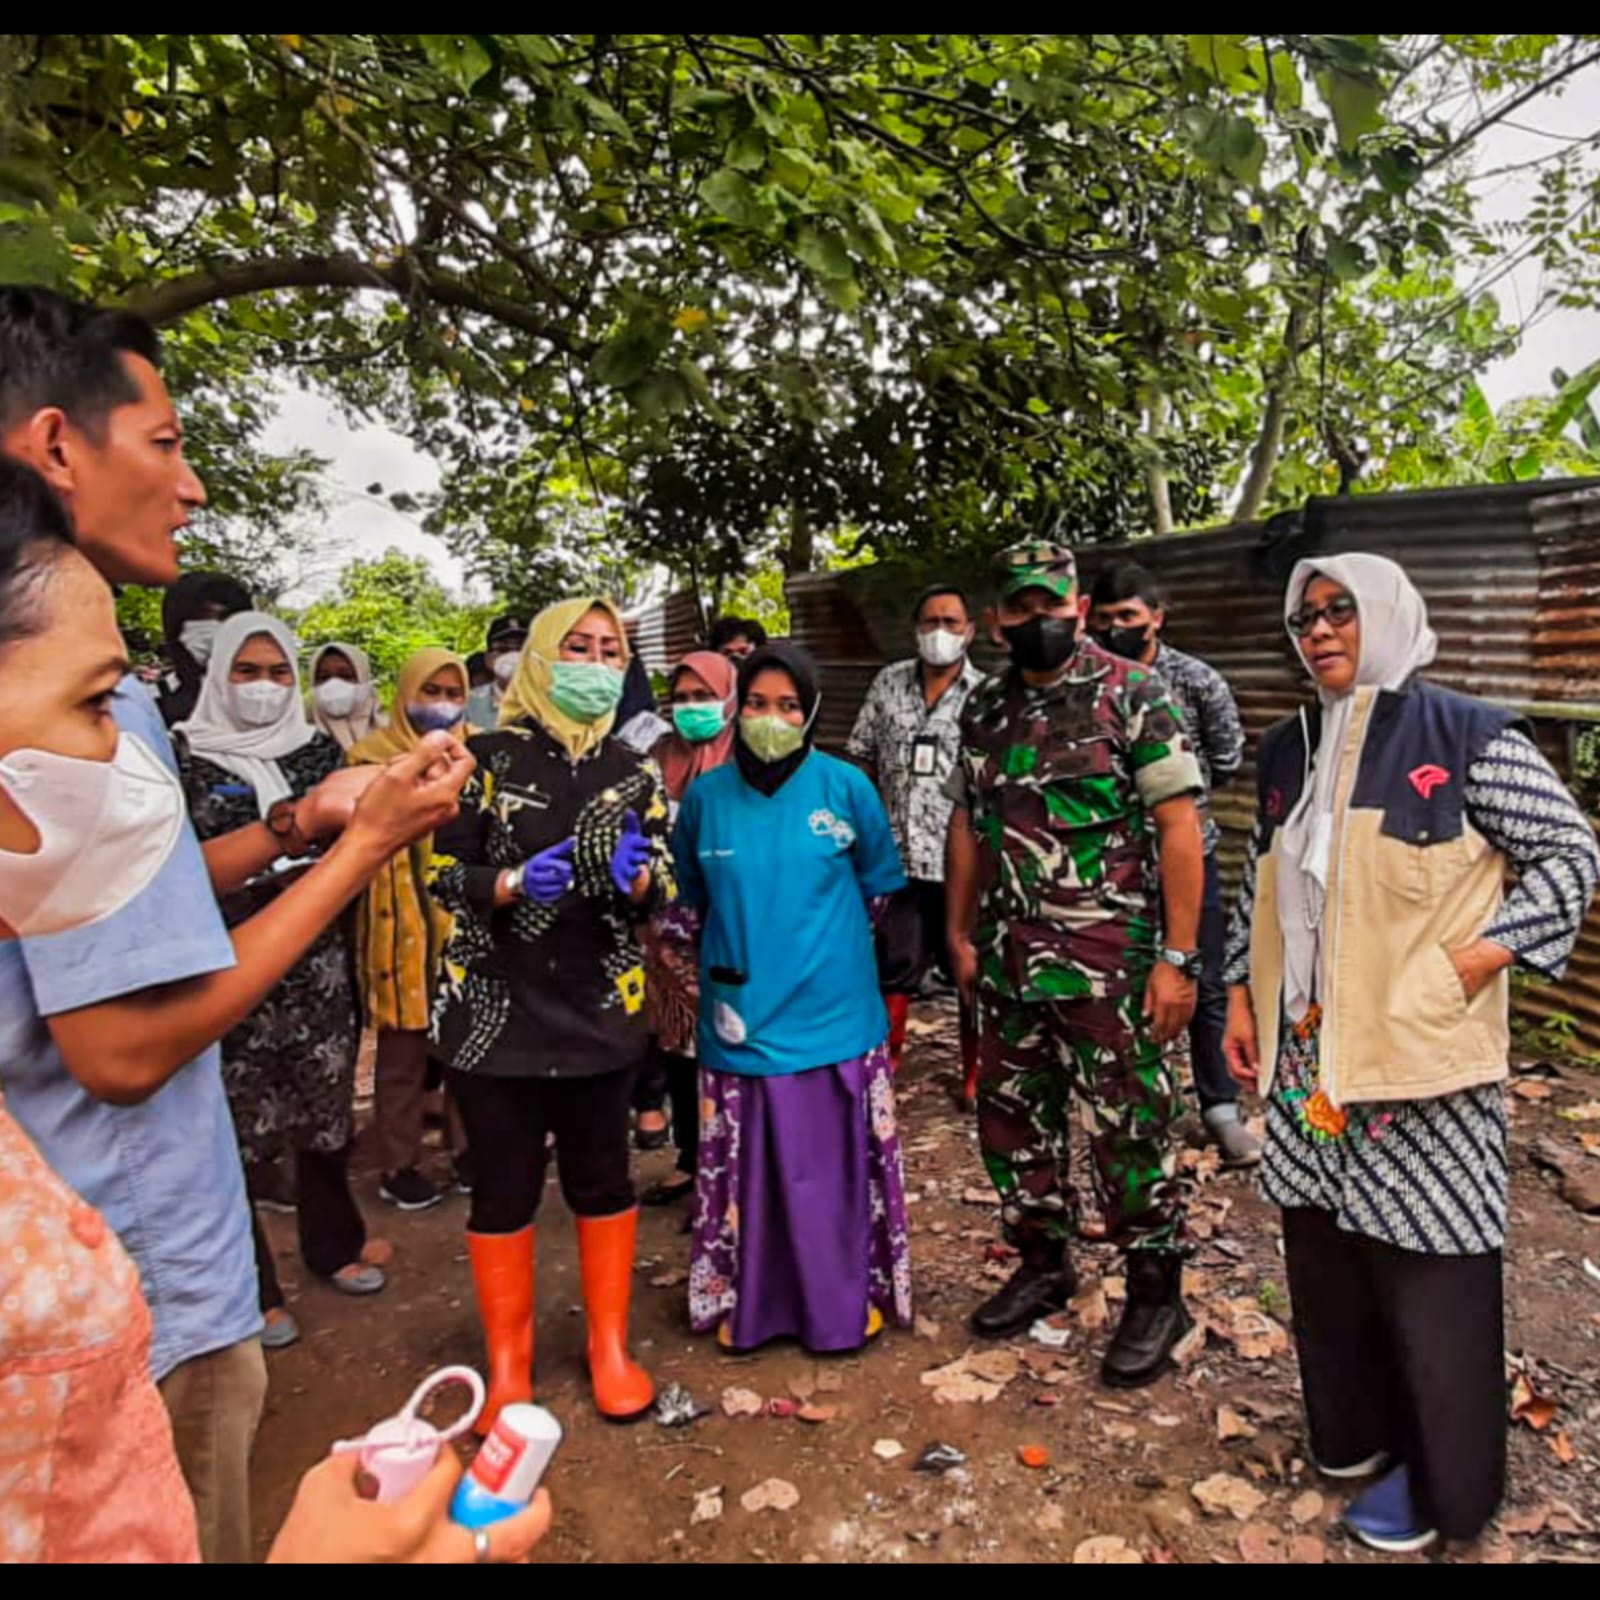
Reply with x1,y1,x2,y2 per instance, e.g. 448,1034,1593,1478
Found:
1089,560,1167,613
466,650,488,674
710,616,768,652
0,286,163,443
0,456,78,647
911,583,971,623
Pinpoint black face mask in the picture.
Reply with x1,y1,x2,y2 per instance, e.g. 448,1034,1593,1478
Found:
1001,615,1080,675
1095,624,1154,662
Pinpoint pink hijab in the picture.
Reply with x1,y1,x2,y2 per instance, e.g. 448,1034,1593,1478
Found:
656,650,739,803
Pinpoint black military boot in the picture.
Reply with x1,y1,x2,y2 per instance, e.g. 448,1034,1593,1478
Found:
1100,1251,1192,1390
970,1238,1078,1341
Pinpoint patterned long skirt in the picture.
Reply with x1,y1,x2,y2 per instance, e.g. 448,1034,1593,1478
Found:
688,1043,914,1353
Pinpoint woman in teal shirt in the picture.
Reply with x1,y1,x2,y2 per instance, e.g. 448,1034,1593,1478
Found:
675,643,914,1353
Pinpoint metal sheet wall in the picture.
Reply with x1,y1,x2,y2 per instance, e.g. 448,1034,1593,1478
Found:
787,479,1600,1051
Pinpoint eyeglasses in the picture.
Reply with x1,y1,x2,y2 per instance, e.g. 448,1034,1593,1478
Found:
1288,596,1358,638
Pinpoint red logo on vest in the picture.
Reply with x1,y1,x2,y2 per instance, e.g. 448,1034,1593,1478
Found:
1409,764,1451,800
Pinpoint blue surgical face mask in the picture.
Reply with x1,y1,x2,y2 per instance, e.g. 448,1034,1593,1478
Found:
408,702,466,734
548,661,626,723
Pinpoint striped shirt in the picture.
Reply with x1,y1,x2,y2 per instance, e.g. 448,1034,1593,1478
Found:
1225,727,1600,1255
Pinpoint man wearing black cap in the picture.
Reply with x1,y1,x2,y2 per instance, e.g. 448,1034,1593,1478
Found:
946,538,1206,1388
466,614,528,730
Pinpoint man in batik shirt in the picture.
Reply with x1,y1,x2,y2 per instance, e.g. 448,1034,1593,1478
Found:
946,539,1206,1389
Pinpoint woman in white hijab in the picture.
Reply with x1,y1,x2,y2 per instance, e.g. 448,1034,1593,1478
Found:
1223,555,1599,1555
177,614,387,1352
308,641,385,752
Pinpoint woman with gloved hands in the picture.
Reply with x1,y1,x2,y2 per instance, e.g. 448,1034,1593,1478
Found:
429,597,674,1431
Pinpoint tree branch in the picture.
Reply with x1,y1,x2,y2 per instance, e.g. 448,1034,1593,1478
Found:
1232,303,1307,524
125,254,585,357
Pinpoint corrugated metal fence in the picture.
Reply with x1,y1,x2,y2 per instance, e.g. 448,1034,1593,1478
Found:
787,480,1600,1052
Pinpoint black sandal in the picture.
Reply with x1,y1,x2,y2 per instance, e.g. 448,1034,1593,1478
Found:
641,1175,695,1206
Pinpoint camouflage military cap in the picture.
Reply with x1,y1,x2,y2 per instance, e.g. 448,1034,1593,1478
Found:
994,540,1079,601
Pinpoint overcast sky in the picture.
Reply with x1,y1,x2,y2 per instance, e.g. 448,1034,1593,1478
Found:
261,67,1600,604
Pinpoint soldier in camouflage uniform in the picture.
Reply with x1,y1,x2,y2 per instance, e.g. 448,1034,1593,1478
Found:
945,540,1208,1388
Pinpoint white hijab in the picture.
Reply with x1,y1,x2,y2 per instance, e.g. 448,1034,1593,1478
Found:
307,641,384,751
1277,554,1439,1022
176,612,318,816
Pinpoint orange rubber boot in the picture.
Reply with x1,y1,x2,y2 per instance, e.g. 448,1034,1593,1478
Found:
576,1210,656,1423
886,993,911,1074
467,1228,535,1436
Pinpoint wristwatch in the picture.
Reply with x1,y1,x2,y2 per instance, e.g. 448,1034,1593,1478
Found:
265,798,312,857
1159,947,1204,982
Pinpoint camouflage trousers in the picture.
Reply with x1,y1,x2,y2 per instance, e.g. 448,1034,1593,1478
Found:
977,987,1186,1256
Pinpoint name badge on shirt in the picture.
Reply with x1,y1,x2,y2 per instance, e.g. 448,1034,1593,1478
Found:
912,734,939,778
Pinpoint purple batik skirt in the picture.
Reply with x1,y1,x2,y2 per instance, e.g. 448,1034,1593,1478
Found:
688,1042,914,1353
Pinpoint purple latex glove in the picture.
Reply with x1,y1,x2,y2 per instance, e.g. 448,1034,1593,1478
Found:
609,810,652,896
521,838,576,905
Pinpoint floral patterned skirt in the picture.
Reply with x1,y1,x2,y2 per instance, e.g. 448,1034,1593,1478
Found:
688,1044,914,1352
1262,1005,1509,1256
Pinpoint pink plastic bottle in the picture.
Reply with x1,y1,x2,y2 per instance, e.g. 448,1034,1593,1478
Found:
331,1366,486,1503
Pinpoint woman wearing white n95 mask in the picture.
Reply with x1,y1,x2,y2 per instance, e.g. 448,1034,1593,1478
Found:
0,459,546,1565
176,614,387,1349
308,641,385,752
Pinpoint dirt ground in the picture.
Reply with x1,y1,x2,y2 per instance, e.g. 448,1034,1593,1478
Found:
252,1001,1600,1565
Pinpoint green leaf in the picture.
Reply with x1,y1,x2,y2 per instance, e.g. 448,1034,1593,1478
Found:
794,222,853,280
592,322,669,390
1374,145,1422,196
1222,117,1266,188
698,168,768,230
419,35,494,95
1187,35,1253,88
1327,237,1373,282
1318,67,1385,152
726,126,768,175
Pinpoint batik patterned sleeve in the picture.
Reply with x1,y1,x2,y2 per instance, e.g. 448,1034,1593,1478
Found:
1465,728,1600,978
637,757,677,913
1196,663,1246,788
1126,670,1204,811
846,670,886,766
1222,825,1260,988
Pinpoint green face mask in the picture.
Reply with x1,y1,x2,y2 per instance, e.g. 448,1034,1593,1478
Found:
673,702,727,744
548,661,625,723
740,713,807,764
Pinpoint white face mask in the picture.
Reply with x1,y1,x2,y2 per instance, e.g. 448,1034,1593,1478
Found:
180,619,220,666
314,679,366,720
492,652,519,687
917,628,971,669
229,681,295,728
0,734,185,938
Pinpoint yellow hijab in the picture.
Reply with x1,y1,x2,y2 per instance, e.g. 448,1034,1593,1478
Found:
348,647,472,766
499,596,631,760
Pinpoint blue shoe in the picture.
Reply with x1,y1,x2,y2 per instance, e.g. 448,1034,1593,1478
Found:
1317,1450,1392,1482
261,1309,301,1352
1343,1465,1438,1555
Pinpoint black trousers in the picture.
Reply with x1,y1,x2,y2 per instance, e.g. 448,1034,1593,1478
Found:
632,1051,670,1115
451,1068,636,1234
1283,1207,1507,1541
254,1146,367,1312
1189,852,1235,1111
661,1048,699,1179
878,879,954,993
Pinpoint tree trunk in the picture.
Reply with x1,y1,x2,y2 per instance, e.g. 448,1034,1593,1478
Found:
1232,307,1306,525
1146,392,1174,537
787,501,815,575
